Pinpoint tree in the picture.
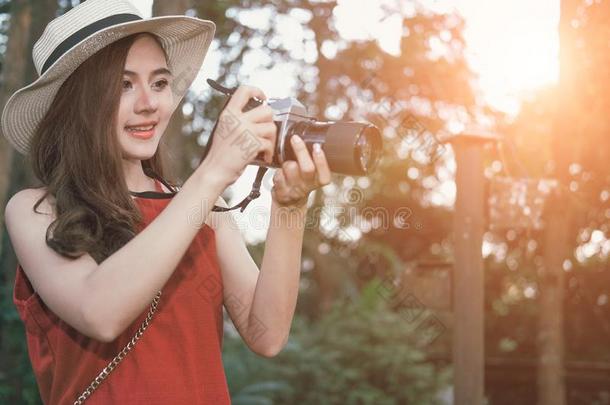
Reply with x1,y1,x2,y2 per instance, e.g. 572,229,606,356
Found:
152,0,192,183
0,0,31,258
494,0,610,401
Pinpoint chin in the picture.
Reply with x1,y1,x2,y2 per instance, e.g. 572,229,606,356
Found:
120,140,159,160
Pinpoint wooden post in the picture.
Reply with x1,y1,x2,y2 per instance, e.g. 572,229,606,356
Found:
537,189,569,405
449,131,498,405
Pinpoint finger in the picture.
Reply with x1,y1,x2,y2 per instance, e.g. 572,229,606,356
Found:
281,160,300,185
271,169,287,199
253,122,277,143
255,138,274,164
280,162,309,201
242,104,275,123
289,135,316,182
228,85,267,113
253,122,276,163
238,134,268,163
312,143,332,186
273,168,286,188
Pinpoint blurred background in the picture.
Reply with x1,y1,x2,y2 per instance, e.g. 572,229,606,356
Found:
1,0,609,404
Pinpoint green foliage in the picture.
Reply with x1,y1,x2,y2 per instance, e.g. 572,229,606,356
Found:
223,285,451,404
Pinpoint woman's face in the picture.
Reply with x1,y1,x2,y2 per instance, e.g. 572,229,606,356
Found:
117,34,174,161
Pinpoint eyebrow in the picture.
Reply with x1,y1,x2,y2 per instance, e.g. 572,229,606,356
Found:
123,67,173,78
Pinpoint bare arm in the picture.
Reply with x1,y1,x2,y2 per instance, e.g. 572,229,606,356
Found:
83,162,225,341
211,198,307,357
249,200,308,353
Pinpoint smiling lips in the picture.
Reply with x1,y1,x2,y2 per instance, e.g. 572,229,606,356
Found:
125,122,157,140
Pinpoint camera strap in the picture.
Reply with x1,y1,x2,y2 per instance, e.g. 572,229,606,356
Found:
200,79,269,213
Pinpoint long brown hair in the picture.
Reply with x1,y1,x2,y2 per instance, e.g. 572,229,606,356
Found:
30,33,177,264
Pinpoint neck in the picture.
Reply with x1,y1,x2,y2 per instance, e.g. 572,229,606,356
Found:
123,158,155,193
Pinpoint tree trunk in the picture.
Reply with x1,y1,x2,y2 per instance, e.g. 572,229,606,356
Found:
0,0,56,277
537,0,578,403
0,0,33,265
152,0,191,183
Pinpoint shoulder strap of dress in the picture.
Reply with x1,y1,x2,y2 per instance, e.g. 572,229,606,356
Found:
155,175,179,193
153,178,163,192
144,168,179,193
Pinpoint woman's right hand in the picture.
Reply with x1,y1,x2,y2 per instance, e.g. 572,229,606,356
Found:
197,85,277,188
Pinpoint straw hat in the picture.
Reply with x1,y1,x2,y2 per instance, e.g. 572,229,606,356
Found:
1,0,215,155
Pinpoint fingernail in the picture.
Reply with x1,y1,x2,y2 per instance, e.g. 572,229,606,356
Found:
314,143,322,154
291,135,302,144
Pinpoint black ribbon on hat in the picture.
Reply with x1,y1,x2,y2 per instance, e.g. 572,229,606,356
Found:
41,13,142,75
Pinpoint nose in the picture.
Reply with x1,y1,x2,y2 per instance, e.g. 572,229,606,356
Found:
134,85,158,114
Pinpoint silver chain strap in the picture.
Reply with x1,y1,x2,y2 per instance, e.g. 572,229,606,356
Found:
73,290,162,404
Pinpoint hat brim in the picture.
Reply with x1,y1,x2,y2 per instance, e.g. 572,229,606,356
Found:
1,15,216,155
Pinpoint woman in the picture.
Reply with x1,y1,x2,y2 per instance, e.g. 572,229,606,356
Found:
2,1,331,403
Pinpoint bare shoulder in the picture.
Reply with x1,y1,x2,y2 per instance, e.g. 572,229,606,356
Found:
4,187,104,341
5,187,56,225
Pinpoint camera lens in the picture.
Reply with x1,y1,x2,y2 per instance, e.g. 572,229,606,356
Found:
355,125,382,174
284,121,383,175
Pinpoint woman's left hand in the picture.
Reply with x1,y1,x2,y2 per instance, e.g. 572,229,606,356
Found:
271,135,332,209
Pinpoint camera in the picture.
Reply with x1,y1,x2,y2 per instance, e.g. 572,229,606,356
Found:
202,80,383,212
245,96,383,176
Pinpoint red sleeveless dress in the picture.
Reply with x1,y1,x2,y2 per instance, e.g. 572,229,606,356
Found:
12,179,231,404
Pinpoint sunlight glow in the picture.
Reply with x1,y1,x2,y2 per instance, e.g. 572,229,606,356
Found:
334,0,560,115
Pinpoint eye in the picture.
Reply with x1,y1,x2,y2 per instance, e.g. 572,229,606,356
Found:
122,80,132,90
153,79,169,90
